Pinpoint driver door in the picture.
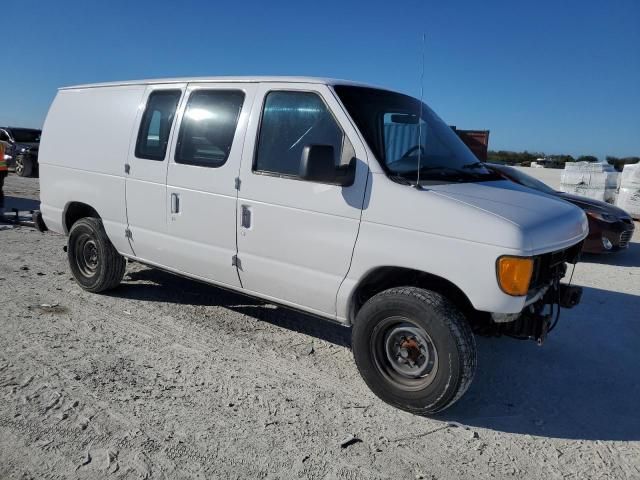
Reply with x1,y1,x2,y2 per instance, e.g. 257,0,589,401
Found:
235,83,369,317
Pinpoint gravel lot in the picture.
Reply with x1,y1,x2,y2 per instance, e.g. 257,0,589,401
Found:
1,173,639,479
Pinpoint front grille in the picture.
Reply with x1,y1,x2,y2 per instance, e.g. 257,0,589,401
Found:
529,241,583,290
619,230,633,249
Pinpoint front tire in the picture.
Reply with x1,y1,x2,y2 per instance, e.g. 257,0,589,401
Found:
67,217,126,292
352,287,477,415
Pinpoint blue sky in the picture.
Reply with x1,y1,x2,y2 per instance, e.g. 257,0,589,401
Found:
2,0,638,159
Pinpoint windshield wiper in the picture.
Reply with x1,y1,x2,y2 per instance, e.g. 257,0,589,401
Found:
389,175,412,185
393,163,501,183
460,162,504,180
461,161,485,169
394,165,472,182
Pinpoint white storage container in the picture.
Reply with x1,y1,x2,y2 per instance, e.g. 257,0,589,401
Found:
560,162,619,203
617,163,640,219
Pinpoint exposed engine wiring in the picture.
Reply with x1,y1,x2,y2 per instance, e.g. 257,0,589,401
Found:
568,262,577,286
547,278,561,333
548,259,577,334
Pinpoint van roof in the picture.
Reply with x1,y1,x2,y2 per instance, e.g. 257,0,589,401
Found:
60,76,380,90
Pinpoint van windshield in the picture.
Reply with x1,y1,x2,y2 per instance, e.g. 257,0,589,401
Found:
334,85,499,183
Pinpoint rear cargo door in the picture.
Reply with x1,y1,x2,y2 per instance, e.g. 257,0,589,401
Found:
125,83,186,265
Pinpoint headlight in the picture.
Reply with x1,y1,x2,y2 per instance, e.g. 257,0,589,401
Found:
496,256,534,296
19,147,27,153
586,210,617,222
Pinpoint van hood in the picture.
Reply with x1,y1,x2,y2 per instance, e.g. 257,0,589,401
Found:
428,180,588,254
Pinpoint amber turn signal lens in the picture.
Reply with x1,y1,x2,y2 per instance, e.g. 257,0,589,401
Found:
496,256,534,296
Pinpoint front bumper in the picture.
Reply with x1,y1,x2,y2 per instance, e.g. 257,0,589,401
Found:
483,242,584,344
490,283,582,344
584,218,635,253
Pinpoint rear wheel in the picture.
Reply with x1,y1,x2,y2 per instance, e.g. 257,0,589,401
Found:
15,155,33,177
352,287,477,415
67,217,126,292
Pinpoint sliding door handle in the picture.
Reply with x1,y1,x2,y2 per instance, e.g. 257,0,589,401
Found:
171,193,180,213
241,205,251,228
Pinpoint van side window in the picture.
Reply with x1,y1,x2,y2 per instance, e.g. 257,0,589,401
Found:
135,90,182,161
175,90,245,168
254,91,344,177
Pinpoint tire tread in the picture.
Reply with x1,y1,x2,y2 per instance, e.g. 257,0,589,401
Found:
353,286,477,415
68,217,126,293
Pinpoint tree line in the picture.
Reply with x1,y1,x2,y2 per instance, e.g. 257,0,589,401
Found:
486,150,640,171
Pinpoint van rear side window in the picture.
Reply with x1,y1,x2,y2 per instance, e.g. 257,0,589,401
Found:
175,90,245,168
135,90,182,161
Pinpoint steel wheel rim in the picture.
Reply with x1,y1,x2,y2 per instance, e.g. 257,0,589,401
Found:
15,157,24,175
371,316,439,391
75,233,99,277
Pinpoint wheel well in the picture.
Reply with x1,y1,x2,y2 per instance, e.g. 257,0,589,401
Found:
349,267,477,323
63,202,100,234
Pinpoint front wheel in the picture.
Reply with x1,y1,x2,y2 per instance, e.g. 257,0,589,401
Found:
67,217,126,292
352,287,477,415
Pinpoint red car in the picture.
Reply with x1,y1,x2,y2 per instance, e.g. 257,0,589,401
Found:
488,164,635,254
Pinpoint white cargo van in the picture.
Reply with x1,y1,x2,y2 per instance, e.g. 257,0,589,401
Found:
37,77,587,414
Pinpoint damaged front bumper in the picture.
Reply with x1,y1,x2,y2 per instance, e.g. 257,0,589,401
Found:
490,283,582,345
484,242,584,344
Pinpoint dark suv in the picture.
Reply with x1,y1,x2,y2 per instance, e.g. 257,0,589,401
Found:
0,127,41,177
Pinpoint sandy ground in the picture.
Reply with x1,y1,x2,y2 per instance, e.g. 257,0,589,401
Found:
1,173,639,479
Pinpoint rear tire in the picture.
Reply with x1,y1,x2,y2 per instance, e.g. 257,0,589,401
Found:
15,155,33,177
67,217,126,292
352,287,477,415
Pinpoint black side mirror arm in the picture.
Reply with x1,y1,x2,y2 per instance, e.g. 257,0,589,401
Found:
335,157,356,187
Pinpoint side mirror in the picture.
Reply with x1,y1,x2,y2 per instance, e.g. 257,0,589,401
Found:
299,145,355,187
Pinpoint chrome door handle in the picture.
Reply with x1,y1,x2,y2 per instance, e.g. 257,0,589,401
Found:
171,193,180,213
241,205,251,228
